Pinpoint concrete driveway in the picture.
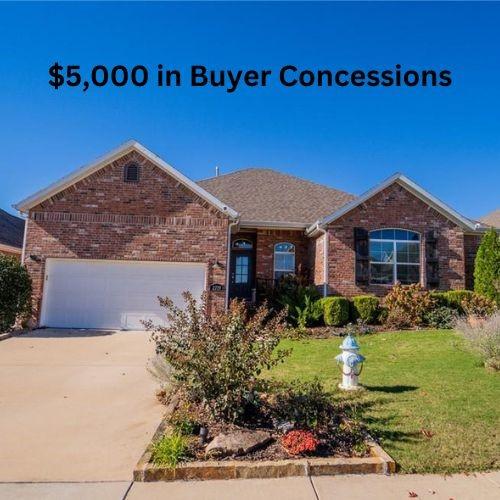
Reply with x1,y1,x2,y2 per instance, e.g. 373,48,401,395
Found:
0,329,164,482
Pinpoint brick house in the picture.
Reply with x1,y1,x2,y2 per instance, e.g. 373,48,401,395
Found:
14,141,489,330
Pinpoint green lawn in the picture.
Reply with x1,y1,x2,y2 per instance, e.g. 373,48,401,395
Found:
267,330,499,473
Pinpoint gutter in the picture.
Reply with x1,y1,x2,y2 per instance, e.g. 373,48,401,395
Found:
315,224,329,297
225,219,240,308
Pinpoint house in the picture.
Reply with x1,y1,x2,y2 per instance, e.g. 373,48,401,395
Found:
14,141,490,330
0,208,25,258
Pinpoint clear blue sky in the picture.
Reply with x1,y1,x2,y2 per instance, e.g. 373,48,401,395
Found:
1,2,499,219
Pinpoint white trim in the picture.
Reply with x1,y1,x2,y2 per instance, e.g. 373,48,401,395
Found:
273,242,296,280
368,229,422,286
0,242,21,255
306,173,478,234
14,140,239,219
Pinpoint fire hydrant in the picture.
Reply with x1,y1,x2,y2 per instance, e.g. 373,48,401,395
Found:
335,334,365,391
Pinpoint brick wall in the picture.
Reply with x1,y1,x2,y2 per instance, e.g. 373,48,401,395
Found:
326,183,467,297
464,233,482,290
255,229,309,283
24,151,229,324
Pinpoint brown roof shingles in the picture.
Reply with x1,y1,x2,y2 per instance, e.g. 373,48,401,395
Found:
480,209,500,228
198,168,355,225
0,209,25,249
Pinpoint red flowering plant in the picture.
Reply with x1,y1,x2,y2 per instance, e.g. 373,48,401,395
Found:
281,430,319,455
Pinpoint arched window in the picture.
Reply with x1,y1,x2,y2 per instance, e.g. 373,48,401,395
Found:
232,239,253,250
274,242,295,281
369,229,420,285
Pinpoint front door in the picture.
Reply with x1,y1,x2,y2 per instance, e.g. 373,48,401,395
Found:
229,247,255,301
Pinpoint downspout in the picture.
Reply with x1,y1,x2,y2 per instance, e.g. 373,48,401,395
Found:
316,224,329,297
225,219,239,308
20,212,28,265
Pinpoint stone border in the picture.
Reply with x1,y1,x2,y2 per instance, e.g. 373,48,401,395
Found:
133,417,396,482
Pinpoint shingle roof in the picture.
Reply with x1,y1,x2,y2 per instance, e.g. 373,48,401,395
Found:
480,209,500,228
0,209,25,249
198,168,356,225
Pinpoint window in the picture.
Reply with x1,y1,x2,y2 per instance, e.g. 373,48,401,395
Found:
124,163,140,182
274,242,295,281
232,239,253,249
369,229,420,285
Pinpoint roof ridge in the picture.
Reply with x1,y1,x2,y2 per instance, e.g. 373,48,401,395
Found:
199,166,356,198
197,167,274,183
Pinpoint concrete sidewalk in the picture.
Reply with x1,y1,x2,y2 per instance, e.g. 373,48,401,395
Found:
0,473,498,500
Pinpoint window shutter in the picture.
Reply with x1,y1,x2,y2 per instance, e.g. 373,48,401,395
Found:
425,230,439,288
354,228,369,285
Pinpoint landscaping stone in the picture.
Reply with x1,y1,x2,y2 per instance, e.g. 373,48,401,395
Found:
205,430,273,458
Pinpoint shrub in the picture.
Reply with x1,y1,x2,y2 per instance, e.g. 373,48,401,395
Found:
462,293,497,318
384,283,435,328
474,229,500,305
281,430,319,455
272,378,332,429
145,292,290,422
0,256,32,332
295,294,324,329
151,433,189,467
321,296,350,326
431,290,474,312
271,275,322,327
423,306,457,329
351,295,380,324
454,312,500,370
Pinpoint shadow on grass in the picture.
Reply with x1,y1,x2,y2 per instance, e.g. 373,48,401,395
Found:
364,384,418,394
336,396,421,448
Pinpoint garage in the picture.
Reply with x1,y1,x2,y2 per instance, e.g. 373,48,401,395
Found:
40,259,206,330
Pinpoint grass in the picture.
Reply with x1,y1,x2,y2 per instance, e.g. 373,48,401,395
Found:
267,329,499,473
151,433,189,468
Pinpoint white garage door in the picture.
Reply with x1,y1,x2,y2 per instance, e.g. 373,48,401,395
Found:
40,259,206,330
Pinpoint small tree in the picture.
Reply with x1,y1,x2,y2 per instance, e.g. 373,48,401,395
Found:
474,229,500,305
0,256,32,332
145,292,290,422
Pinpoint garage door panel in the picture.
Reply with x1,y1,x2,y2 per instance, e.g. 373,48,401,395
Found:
41,259,206,330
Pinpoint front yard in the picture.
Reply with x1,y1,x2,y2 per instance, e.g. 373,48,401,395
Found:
267,329,499,474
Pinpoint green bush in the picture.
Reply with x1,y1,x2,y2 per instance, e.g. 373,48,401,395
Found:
423,306,457,329
474,229,500,305
295,295,324,329
321,296,350,326
351,295,380,324
443,290,473,312
0,256,32,332
151,433,189,468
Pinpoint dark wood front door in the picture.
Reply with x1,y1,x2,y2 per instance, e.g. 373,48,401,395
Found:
229,250,254,300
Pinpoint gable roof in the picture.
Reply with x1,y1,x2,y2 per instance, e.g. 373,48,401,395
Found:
0,209,25,250
198,168,355,227
14,141,238,219
480,209,500,228
307,173,480,235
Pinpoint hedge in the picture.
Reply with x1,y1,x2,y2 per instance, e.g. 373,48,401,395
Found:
320,296,350,326
0,255,32,332
430,290,474,313
351,295,380,324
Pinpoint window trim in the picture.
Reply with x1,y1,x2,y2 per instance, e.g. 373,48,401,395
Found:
369,229,421,285
273,242,296,281
232,238,253,250
124,162,140,183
